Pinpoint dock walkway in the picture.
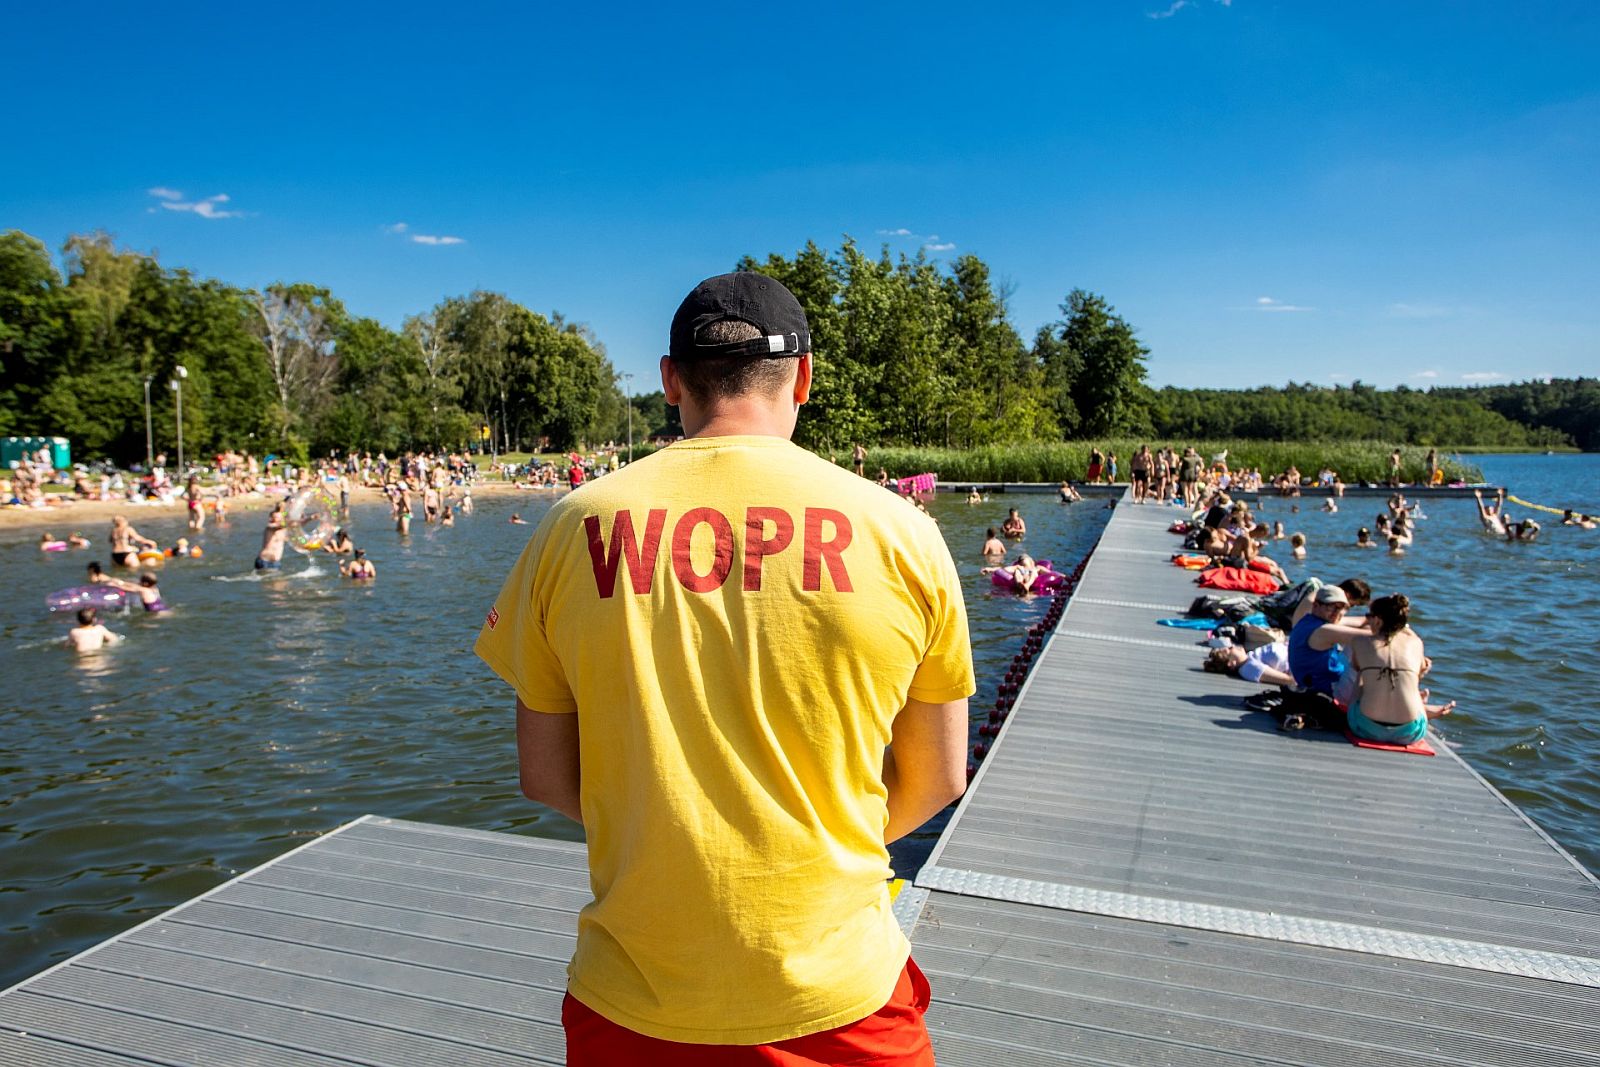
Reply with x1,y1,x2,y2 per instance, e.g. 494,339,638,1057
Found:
4,495,1597,1064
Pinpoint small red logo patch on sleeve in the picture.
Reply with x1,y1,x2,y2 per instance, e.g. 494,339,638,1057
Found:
486,606,500,629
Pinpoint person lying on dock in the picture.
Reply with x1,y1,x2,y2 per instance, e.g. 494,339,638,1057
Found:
1205,642,1296,688
1346,594,1454,745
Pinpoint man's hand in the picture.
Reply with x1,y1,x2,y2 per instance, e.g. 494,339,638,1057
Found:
882,697,969,844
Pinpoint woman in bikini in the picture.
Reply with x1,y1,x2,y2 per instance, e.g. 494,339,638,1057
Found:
1346,594,1455,745
108,515,157,568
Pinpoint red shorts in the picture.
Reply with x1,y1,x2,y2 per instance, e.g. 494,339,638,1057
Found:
562,956,934,1066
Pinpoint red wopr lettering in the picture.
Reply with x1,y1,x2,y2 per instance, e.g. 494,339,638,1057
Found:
743,507,795,591
672,507,736,593
584,509,667,598
802,508,854,592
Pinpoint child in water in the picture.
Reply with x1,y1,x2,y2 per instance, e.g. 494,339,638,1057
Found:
66,608,122,652
1289,532,1307,560
1355,527,1376,548
1388,535,1406,556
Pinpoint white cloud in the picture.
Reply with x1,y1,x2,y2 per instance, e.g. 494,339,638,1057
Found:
1461,371,1504,382
1389,302,1450,319
384,222,409,234
1328,373,1346,381
1239,296,1315,313
147,186,184,200
1411,370,1440,379
1150,0,1230,17
924,242,956,252
411,234,465,246
157,192,243,219
876,228,915,237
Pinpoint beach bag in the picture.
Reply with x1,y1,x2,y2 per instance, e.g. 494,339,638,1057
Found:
1187,594,1262,622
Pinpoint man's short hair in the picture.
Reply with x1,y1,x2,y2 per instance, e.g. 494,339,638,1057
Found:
1338,578,1371,605
671,319,799,404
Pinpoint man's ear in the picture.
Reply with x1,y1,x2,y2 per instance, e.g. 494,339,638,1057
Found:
792,353,812,406
661,354,682,406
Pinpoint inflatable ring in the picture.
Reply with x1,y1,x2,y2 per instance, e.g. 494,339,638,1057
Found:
41,541,68,551
46,585,129,612
138,550,166,563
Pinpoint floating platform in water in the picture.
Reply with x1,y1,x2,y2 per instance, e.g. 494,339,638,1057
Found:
2,491,1595,1065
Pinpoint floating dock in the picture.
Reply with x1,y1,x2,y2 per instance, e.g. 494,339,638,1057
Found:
3,496,1597,1065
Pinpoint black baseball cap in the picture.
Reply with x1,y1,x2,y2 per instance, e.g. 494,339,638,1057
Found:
669,272,811,361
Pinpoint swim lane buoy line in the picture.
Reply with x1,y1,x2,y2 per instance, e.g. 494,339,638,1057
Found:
1505,493,1568,517
46,586,129,612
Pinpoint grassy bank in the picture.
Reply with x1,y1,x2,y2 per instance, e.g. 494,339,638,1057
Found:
856,441,1484,485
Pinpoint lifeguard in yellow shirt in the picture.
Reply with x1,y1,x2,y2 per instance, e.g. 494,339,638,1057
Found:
476,272,972,1065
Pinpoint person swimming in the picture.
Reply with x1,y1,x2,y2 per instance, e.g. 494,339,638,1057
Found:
981,527,1005,558
341,548,376,579
135,573,168,612
256,503,287,570
1290,532,1307,560
66,607,122,653
510,513,528,525
1001,508,1026,539
1355,527,1376,548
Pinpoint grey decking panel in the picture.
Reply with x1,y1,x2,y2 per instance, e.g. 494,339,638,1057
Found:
920,497,1600,1062
915,892,1600,1067
0,817,578,1066
933,500,1600,964
0,1029,153,1067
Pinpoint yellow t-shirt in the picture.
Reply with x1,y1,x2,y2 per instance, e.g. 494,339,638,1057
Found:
475,435,973,1044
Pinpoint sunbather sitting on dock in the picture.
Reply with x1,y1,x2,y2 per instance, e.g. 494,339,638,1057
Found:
1346,594,1454,744
1288,585,1369,702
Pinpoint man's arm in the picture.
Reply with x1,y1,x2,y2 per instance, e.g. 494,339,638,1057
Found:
1307,618,1373,650
882,697,968,844
516,699,582,825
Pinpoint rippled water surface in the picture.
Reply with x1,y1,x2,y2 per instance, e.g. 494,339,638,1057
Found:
2,454,1596,988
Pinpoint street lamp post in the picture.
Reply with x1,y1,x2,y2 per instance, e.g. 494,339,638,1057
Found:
170,365,188,477
142,376,154,472
623,372,634,464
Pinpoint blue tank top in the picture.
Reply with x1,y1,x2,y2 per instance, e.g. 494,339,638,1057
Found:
1288,615,1348,694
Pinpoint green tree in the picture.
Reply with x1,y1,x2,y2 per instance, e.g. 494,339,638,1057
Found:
1039,290,1149,437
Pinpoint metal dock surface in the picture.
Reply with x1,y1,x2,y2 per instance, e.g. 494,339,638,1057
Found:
903,495,1600,1064
4,498,1598,1064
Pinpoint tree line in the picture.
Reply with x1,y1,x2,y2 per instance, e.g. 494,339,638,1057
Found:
1,229,1593,465
0,230,632,464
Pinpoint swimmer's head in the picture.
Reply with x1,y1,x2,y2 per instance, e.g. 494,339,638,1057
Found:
353,549,366,559
1370,593,1409,636
1289,533,1306,548
87,561,104,578
1016,554,1035,567
77,608,96,625
1357,528,1371,543
986,527,997,539
139,573,158,587
40,532,53,542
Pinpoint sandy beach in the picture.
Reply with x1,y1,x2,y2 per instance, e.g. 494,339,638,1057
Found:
0,481,542,541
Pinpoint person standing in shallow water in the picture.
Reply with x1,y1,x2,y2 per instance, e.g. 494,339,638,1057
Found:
476,272,971,1064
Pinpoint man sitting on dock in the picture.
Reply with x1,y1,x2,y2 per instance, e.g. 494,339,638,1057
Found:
477,272,973,1065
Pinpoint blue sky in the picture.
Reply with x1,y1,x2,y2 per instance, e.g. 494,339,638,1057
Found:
7,2,1597,391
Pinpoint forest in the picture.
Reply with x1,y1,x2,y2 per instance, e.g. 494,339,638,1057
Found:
1,230,1593,465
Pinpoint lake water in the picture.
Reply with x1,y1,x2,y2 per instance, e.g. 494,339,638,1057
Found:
2,453,1596,989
